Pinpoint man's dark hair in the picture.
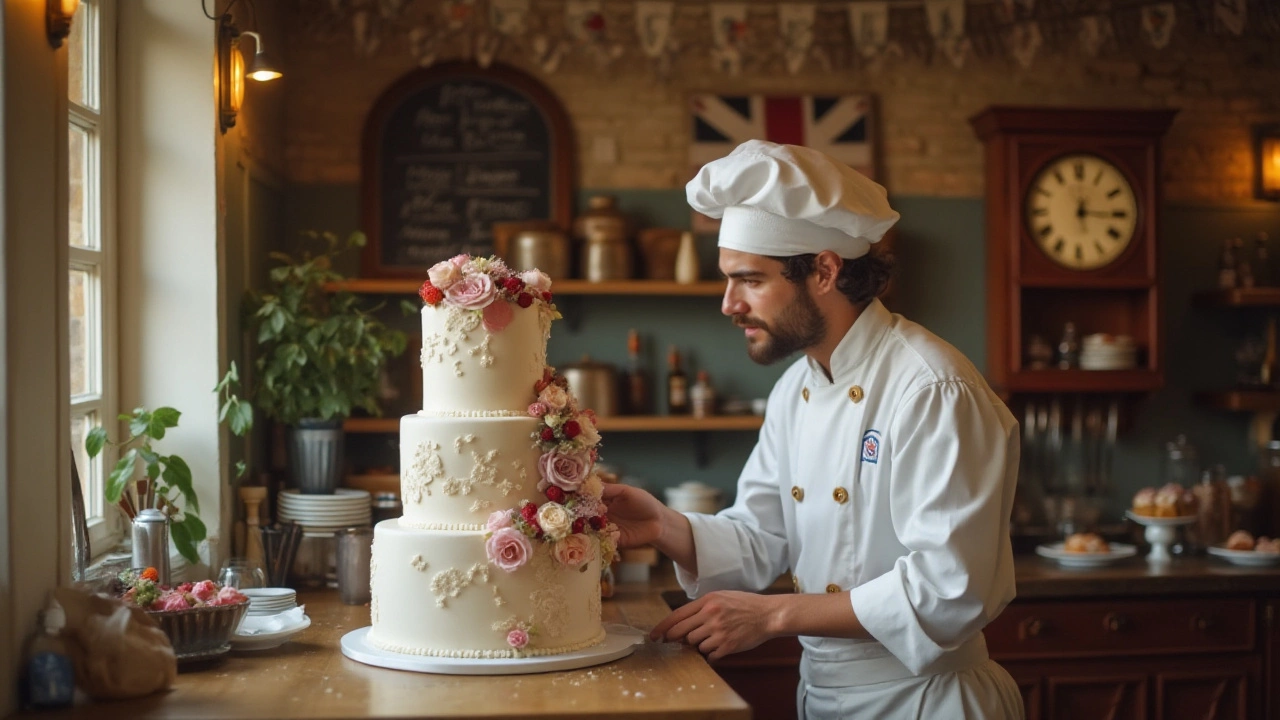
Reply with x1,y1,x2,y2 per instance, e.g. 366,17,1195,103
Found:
770,250,895,307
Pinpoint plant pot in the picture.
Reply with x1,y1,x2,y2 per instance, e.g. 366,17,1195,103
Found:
288,418,345,495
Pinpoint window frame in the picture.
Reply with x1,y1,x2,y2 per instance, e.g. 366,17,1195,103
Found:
68,0,120,557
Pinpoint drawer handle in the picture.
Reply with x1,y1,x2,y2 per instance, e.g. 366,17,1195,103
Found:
1020,618,1048,639
1103,613,1130,633
1192,613,1218,633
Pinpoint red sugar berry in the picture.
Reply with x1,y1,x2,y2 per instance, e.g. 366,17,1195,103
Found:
545,486,566,503
563,420,581,439
540,427,556,442
521,503,538,522
419,282,444,305
516,292,534,308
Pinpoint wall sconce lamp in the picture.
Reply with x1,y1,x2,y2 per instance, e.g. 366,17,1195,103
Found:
1256,124,1280,202
217,15,246,134
47,0,81,49
239,31,283,82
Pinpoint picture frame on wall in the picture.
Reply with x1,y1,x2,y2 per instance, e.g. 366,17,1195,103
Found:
687,94,880,234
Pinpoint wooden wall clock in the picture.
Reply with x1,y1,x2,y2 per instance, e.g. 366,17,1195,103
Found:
969,106,1177,396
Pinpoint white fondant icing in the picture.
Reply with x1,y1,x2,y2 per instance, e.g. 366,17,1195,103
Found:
420,303,547,414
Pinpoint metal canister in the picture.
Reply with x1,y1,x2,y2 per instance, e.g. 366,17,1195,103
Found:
131,508,171,586
371,492,402,525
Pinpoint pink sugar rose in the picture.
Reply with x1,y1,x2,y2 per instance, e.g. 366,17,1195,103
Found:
539,448,592,493
450,254,470,268
428,260,462,290
482,298,514,332
553,534,593,567
538,384,568,411
153,592,192,612
576,416,600,447
190,580,218,603
486,509,514,533
444,272,497,310
527,402,549,418
486,527,534,572
520,270,552,293
507,629,529,649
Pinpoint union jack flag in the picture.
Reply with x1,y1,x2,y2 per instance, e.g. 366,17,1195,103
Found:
689,94,877,179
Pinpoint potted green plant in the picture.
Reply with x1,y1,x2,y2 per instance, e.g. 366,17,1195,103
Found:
85,407,206,565
218,230,407,494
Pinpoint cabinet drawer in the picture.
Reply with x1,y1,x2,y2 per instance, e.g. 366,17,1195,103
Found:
986,599,1256,660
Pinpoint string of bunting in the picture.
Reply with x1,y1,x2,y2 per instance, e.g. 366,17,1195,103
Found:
296,0,1279,76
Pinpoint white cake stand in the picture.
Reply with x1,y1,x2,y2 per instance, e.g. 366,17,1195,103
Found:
340,624,644,675
1124,511,1196,564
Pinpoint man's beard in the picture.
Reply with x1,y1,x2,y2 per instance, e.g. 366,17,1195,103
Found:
733,287,826,365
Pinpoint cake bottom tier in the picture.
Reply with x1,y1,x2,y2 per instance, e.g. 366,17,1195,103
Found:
368,518,605,658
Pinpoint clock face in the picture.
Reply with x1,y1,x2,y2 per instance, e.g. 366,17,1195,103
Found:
1024,153,1139,271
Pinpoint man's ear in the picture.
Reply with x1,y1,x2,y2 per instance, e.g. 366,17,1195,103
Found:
811,251,844,295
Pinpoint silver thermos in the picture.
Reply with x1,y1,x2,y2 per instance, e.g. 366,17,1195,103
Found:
131,509,170,585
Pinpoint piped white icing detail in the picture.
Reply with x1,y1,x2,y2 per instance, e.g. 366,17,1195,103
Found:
492,586,506,607
441,449,500,496
404,440,444,503
470,499,493,513
453,433,476,453
453,360,464,377
397,519,486,531
417,409,527,418
431,563,490,608
365,627,606,659
411,554,428,572
530,547,569,639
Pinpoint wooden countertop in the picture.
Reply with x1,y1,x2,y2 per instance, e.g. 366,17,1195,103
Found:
27,582,749,720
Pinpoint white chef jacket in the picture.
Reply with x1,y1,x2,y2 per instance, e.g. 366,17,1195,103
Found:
676,299,1022,716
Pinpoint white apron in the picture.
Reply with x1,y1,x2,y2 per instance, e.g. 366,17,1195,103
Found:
675,299,1024,719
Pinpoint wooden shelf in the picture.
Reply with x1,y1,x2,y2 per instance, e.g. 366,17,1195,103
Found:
1018,277,1155,290
1193,287,1280,308
1194,390,1280,412
999,368,1163,394
324,278,727,297
344,414,762,434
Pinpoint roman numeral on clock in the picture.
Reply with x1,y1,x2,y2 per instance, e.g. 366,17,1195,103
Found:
1107,188,1121,199
1039,224,1054,238
1107,227,1121,239
1053,238,1065,255
1073,162,1084,180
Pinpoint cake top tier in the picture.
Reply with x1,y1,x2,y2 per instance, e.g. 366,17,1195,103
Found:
418,254,560,320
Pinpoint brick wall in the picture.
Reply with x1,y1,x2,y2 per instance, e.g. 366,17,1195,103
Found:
281,2,1280,204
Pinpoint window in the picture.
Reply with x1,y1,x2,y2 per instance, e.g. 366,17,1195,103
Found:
68,0,118,555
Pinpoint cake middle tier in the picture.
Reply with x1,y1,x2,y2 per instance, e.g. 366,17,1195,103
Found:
399,414,542,529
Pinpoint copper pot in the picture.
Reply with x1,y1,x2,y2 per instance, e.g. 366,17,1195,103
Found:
560,355,619,417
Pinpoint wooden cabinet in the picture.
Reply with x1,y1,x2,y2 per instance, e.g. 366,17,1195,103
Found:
988,596,1270,719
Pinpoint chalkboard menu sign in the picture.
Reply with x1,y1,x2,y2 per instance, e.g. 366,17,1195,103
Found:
361,62,574,277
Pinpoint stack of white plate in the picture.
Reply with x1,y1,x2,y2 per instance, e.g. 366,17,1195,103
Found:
241,587,298,616
1080,334,1137,370
278,488,371,535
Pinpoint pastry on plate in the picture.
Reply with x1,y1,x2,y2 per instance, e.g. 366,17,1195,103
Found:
1131,487,1156,517
1255,536,1280,553
1226,530,1255,551
1064,532,1110,553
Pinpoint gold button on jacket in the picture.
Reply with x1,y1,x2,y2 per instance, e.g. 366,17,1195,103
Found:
826,584,842,594
833,487,849,504
848,385,864,403
790,486,805,502
802,387,810,402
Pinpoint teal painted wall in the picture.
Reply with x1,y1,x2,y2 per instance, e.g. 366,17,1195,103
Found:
286,184,1280,519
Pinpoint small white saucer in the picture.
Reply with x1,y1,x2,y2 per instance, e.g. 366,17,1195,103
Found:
231,615,311,651
1036,542,1137,568
1124,511,1197,526
340,624,644,675
1207,546,1280,567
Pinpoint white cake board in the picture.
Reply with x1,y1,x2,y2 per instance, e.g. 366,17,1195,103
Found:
340,624,644,675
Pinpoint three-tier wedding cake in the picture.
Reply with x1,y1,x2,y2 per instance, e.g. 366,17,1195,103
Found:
367,255,617,659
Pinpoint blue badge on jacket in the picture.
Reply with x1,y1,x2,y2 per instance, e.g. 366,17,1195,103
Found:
861,430,881,464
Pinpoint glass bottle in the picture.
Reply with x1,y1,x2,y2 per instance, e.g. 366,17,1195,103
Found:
691,370,716,419
22,603,74,709
1056,322,1079,370
1219,238,1239,290
623,328,650,415
1256,232,1272,288
666,346,689,415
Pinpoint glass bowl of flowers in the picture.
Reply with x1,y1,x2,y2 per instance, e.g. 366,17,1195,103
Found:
115,568,250,661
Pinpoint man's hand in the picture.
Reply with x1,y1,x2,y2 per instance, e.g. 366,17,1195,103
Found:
649,591,778,661
600,483,667,549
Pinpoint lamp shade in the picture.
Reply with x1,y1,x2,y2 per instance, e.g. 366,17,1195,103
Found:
1257,124,1280,202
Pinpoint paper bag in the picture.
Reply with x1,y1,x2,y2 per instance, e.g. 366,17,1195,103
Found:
53,586,177,700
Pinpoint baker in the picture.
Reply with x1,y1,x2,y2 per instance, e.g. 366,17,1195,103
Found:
601,140,1025,718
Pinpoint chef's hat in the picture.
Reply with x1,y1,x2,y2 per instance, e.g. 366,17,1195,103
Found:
686,139,900,260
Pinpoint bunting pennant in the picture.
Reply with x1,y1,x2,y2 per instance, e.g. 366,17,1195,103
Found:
1215,0,1246,36
848,2,889,59
1079,15,1112,57
489,0,530,36
566,0,604,43
779,4,816,75
925,0,969,68
710,3,749,76
636,1,675,58
1010,21,1041,69
1141,3,1176,49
